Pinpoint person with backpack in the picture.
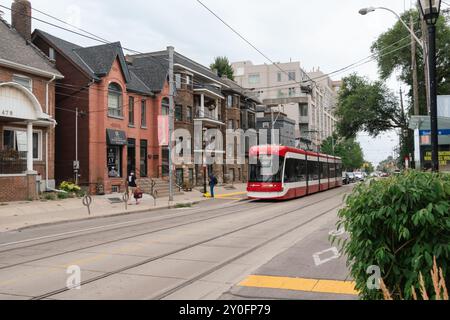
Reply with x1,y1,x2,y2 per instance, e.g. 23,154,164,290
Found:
209,173,218,198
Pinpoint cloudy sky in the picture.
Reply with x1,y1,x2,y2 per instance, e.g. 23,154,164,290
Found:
1,0,428,166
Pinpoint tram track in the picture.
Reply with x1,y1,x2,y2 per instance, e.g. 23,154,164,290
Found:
0,199,257,253
28,189,347,300
0,189,347,272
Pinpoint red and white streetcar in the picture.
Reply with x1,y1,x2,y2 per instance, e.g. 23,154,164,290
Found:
247,145,343,200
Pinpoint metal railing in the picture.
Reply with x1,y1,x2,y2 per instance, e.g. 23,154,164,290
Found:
195,108,221,122
0,159,27,174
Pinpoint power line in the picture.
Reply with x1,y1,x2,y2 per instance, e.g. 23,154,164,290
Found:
195,0,316,88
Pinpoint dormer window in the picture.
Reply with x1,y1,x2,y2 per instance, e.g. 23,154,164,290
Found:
108,83,123,118
49,47,55,61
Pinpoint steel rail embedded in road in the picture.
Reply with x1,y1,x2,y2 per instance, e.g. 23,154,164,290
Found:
29,189,347,300
151,203,343,300
0,199,256,252
0,201,262,270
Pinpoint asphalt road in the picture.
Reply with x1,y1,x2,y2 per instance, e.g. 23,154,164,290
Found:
0,185,353,300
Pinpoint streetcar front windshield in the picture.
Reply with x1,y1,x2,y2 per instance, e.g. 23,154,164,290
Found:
249,155,284,183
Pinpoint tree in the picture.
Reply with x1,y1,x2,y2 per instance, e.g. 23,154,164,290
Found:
335,74,411,168
210,56,234,80
321,134,365,171
336,74,408,138
371,10,450,115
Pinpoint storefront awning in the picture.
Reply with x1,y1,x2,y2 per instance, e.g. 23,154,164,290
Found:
106,129,127,145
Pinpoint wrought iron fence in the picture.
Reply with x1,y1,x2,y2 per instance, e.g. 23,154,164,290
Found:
0,159,27,174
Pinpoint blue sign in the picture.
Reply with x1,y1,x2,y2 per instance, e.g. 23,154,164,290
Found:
419,129,450,136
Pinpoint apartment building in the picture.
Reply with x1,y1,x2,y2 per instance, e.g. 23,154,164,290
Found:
231,61,340,151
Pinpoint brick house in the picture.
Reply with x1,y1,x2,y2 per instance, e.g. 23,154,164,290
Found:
0,0,63,202
32,31,164,194
127,49,258,187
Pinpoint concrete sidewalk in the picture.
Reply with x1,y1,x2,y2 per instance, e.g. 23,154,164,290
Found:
0,183,248,233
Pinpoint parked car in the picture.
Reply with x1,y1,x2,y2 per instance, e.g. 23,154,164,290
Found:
346,172,356,183
354,172,365,181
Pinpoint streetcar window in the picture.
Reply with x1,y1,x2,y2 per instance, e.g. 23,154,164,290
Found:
329,162,336,178
321,162,329,179
308,161,319,181
249,156,284,183
284,158,306,183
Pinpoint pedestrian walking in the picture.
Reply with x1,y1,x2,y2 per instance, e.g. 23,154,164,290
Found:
209,173,218,198
127,171,137,204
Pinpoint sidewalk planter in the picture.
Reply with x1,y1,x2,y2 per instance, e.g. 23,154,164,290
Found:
334,170,450,300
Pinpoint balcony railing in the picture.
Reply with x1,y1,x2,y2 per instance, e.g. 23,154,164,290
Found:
195,108,221,122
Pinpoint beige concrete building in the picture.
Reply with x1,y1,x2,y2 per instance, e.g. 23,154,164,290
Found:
231,61,340,151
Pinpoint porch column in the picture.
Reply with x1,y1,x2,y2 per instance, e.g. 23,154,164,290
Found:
200,94,205,117
27,121,33,172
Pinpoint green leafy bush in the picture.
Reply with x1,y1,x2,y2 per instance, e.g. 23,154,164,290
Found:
57,192,69,200
334,170,450,300
59,181,81,193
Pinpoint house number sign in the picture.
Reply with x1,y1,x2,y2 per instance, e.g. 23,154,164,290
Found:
0,108,14,117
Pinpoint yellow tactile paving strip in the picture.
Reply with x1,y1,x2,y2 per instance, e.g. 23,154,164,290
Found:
239,275,358,295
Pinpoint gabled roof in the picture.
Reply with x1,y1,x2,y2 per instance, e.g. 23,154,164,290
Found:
220,77,261,104
0,18,62,78
128,54,168,93
73,41,131,81
33,30,150,94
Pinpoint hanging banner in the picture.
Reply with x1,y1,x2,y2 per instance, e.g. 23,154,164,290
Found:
158,115,169,146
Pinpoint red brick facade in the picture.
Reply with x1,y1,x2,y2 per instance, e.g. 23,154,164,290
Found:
0,65,56,201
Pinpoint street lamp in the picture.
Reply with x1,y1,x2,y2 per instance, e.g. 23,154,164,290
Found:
359,6,424,48
418,0,442,172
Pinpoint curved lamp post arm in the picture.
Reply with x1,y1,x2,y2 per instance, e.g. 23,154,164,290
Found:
360,6,424,50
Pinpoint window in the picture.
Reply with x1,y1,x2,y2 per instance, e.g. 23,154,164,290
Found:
249,156,284,183
175,73,182,89
140,140,148,177
141,100,147,127
248,73,260,85
288,71,296,81
49,47,55,60
161,97,169,116
186,75,192,87
277,89,284,98
3,129,41,160
12,75,32,92
176,168,184,186
300,104,308,117
227,95,233,108
308,160,320,181
321,162,329,179
277,72,282,82
262,122,270,129
227,120,234,129
288,87,296,97
107,146,122,177
175,105,183,121
108,83,123,117
128,96,135,126
187,106,192,122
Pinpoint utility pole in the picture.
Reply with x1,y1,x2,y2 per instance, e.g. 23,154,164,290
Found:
75,107,79,186
168,46,175,203
411,15,420,116
421,18,431,114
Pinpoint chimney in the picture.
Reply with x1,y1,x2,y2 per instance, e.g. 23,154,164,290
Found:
11,0,32,41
